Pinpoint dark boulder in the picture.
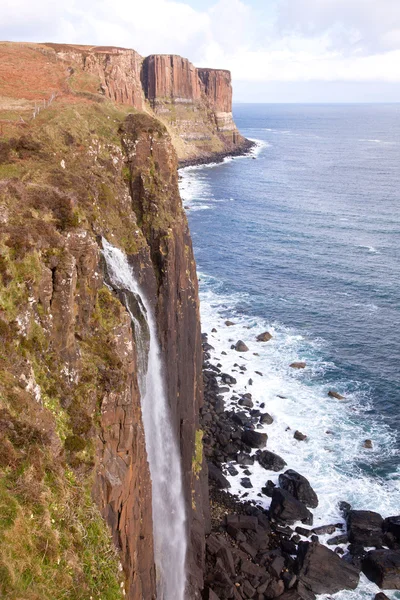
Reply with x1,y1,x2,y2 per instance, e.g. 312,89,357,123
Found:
237,452,254,466
257,449,287,472
242,429,268,449
294,430,307,441
239,396,254,408
208,462,231,489
221,373,237,385
279,470,319,509
296,541,360,595
290,362,306,369
338,501,351,518
362,549,400,589
260,412,274,425
384,516,400,542
262,480,276,497
347,510,383,546
327,534,348,545
235,340,249,352
270,488,313,525
241,477,253,489
257,331,273,342
374,594,390,600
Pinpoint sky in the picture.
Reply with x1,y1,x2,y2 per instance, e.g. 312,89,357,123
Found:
1,0,400,102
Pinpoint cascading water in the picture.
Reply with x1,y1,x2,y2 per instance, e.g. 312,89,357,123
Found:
102,239,187,600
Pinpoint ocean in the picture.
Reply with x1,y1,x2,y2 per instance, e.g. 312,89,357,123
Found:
179,104,400,599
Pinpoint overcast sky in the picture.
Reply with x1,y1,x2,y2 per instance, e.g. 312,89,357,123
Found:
1,0,400,102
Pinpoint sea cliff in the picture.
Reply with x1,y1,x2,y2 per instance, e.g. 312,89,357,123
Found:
0,41,213,598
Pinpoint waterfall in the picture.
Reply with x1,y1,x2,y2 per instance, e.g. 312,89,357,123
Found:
102,239,187,600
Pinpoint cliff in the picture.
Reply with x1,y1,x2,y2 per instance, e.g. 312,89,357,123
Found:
0,42,251,165
0,42,209,598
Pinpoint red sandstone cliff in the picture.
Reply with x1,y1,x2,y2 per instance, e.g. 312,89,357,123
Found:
39,43,250,163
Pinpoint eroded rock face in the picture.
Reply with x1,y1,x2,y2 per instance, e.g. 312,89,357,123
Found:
120,112,207,595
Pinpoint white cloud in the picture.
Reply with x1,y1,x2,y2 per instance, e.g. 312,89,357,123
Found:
1,0,400,86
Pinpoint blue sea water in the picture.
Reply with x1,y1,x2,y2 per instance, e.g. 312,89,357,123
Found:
179,104,400,599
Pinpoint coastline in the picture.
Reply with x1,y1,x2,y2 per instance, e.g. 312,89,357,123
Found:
178,142,400,599
178,138,256,169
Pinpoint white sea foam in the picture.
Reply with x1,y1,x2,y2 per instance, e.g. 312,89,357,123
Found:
198,277,400,600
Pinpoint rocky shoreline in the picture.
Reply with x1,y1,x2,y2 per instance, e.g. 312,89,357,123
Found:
200,331,400,600
178,138,256,169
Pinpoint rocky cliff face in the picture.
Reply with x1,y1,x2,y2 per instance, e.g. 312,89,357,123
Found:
36,42,251,164
0,76,207,599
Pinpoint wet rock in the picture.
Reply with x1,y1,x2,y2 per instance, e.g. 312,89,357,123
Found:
338,501,351,518
235,340,249,352
282,571,297,589
232,411,252,427
374,594,390,600
279,470,319,509
362,549,400,589
237,453,255,466
312,524,336,535
289,362,306,369
363,439,373,449
294,431,307,441
227,465,239,476
270,488,313,525
327,534,348,545
347,510,383,546
241,477,253,489
257,450,287,472
212,328,217,333
383,516,400,542
239,396,254,409
225,321,235,326
328,390,345,400
295,527,312,538
260,413,274,425
262,480,276,497
204,342,215,352
296,541,360,596
221,373,237,385
242,430,268,449
257,331,273,342
208,462,231,489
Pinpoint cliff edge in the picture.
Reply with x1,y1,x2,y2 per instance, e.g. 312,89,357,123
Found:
0,42,210,599
0,42,251,165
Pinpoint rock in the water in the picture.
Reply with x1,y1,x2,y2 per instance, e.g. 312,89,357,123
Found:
294,430,307,441
363,439,373,449
262,480,276,497
257,331,273,342
362,549,400,589
327,534,348,546
237,452,254,466
221,373,237,385
225,320,235,326
260,412,274,425
374,593,390,600
238,396,254,408
296,541,360,595
208,462,231,489
279,470,319,509
347,510,383,546
241,477,253,489
338,501,352,517
270,488,313,525
328,390,345,400
290,362,306,369
257,450,287,472
235,340,249,352
242,429,268,449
